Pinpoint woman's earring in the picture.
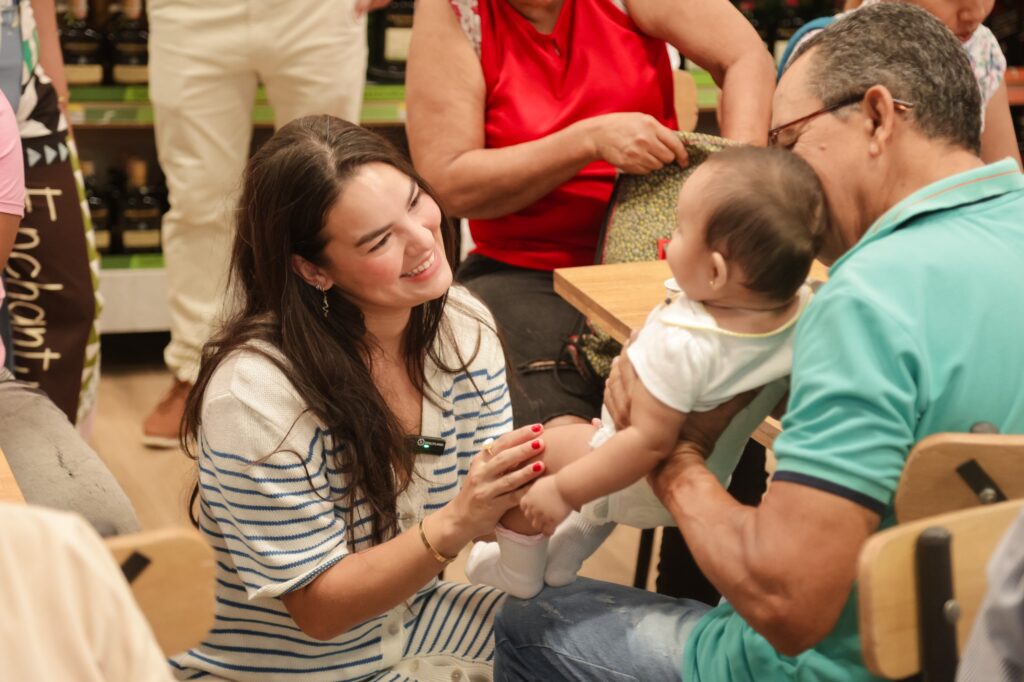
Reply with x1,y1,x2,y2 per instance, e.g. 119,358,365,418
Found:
317,283,329,318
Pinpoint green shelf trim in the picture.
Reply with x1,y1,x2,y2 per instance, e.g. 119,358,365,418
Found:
690,70,716,87
100,253,165,270
70,82,406,104
69,83,407,126
696,89,719,110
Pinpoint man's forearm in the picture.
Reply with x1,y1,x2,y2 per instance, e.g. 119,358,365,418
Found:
652,453,874,656
653,453,809,653
654,454,771,606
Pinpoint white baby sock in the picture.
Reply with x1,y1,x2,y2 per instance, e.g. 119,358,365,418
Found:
464,525,548,599
544,511,616,587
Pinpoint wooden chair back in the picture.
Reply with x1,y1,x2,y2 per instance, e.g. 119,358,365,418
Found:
895,431,1024,523
0,446,25,504
106,526,215,655
858,499,1023,680
673,69,699,133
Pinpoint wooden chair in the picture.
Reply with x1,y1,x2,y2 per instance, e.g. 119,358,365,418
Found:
858,498,1024,681
673,70,699,133
895,423,1024,523
0,446,25,504
106,527,216,655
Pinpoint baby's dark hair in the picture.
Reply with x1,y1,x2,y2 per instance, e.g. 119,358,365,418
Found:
699,146,828,302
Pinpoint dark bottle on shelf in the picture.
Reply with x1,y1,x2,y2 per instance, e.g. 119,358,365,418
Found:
118,158,162,254
59,0,104,85
81,160,115,255
738,0,770,52
367,0,414,83
108,0,148,85
773,0,805,66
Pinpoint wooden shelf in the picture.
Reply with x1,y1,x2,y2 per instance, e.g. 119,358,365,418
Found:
690,69,720,112
98,265,170,334
1007,67,1024,107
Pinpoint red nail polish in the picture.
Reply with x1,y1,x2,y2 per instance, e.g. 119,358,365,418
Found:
532,462,543,472
531,440,541,450
531,424,542,433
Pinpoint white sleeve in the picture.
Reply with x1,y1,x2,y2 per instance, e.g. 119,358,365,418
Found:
199,355,350,600
626,321,709,413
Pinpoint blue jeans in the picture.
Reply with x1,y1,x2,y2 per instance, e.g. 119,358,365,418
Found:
494,578,711,681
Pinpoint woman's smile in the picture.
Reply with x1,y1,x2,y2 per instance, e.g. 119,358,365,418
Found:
401,250,438,279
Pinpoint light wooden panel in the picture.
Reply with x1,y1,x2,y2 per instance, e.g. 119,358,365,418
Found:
0,446,25,504
106,527,216,656
858,499,1023,679
896,432,1024,523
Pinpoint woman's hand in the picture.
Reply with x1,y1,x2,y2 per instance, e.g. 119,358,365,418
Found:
432,424,547,553
584,113,689,174
520,476,572,536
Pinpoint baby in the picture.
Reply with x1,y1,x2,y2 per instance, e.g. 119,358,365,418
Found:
466,146,829,598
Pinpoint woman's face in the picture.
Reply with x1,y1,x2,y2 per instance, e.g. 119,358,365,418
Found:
907,0,994,42
316,163,452,319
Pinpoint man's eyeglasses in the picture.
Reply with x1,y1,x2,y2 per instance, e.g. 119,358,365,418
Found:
768,93,916,148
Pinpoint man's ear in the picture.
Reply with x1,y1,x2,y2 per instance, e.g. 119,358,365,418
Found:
709,251,729,291
862,85,898,157
291,254,328,289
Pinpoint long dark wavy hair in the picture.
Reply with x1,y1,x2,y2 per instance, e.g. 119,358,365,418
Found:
182,116,484,544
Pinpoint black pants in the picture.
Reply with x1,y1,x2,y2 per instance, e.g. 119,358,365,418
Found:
655,439,769,604
457,254,602,427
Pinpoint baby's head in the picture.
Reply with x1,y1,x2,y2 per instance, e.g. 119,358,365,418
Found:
667,146,827,306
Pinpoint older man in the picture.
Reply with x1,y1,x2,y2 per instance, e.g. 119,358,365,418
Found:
493,4,1024,681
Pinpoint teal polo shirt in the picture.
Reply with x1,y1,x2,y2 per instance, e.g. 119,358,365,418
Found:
684,159,1024,682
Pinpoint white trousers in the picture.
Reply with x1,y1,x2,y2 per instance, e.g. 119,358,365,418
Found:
148,0,367,382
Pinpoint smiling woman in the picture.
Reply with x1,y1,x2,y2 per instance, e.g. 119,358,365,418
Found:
292,163,453,321
169,116,547,681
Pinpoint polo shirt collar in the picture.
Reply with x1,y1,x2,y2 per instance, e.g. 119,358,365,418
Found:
829,158,1024,274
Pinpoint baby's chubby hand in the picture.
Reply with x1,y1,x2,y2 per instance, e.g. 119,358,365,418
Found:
520,476,572,536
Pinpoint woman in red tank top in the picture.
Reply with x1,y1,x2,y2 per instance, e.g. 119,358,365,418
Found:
407,0,773,429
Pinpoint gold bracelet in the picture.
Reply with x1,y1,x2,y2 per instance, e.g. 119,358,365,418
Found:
418,518,457,565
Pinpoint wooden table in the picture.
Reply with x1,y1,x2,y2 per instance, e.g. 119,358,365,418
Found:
553,259,830,447
0,447,25,504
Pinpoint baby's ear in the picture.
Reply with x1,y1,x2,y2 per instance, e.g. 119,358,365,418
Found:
709,251,729,291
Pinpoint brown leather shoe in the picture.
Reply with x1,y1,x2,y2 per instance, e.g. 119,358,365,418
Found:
142,379,193,449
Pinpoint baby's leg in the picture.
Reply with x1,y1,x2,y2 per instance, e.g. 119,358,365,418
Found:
465,423,599,598
501,422,597,534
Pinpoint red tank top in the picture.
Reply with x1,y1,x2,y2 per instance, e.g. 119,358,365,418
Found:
467,0,677,271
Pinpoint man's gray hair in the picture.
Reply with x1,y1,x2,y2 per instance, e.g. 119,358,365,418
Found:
790,3,981,154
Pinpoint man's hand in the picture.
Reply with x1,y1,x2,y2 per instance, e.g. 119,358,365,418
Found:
520,476,572,536
648,390,757,498
604,338,639,430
